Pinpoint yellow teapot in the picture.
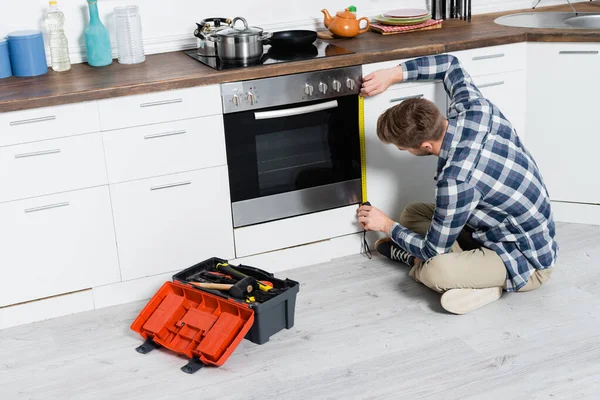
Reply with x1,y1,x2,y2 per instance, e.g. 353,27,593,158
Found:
321,7,370,38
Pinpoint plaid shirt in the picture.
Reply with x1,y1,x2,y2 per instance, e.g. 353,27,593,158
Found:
389,54,558,291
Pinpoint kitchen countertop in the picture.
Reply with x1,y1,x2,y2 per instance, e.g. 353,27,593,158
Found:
1,3,599,113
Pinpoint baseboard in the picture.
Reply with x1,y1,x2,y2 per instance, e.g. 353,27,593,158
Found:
0,290,95,330
552,201,600,225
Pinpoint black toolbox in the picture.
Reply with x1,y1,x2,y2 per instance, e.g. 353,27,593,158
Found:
173,257,299,345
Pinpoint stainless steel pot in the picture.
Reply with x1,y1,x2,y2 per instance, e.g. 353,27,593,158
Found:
212,17,271,63
194,18,231,57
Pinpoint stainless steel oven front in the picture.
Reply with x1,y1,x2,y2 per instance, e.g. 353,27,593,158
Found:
221,66,363,228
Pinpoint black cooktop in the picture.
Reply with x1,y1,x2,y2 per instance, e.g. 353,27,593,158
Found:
184,39,354,70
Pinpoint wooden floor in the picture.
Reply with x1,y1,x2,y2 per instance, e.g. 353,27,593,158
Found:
1,222,600,400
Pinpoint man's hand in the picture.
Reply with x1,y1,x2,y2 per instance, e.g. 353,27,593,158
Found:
357,204,395,234
360,66,404,97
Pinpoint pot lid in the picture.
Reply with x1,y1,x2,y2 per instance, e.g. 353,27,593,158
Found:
216,17,263,37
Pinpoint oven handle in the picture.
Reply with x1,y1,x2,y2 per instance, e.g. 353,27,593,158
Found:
254,100,339,120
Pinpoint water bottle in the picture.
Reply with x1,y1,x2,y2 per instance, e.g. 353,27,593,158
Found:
84,0,112,67
114,5,145,64
45,0,71,72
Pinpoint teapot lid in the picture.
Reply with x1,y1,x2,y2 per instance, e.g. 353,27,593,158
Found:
336,8,358,19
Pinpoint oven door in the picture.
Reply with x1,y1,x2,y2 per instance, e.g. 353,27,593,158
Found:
224,95,361,228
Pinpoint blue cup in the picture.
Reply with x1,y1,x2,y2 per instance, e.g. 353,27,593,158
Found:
0,38,12,79
7,30,48,77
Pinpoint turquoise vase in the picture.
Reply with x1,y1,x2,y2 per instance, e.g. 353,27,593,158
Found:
84,0,112,67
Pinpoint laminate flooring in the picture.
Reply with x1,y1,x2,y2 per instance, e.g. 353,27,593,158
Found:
1,222,599,400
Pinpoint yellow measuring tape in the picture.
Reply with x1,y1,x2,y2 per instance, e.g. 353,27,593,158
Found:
358,96,368,203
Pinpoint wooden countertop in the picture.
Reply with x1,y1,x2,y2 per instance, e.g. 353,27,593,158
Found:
1,3,600,113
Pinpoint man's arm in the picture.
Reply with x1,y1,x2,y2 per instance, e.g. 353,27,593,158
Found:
390,179,481,260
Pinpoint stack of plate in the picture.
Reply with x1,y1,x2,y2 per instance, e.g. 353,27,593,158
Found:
375,8,432,26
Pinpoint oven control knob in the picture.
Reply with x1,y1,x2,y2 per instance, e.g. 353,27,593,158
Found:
247,92,256,105
346,78,356,90
232,94,240,106
318,82,328,94
332,80,342,92
304,83,314,96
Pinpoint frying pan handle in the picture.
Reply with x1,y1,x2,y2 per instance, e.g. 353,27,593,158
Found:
358,17,370,34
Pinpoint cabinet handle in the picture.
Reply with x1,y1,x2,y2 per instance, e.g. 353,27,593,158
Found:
144,129,187,140
14,149,61,159
472,53,505,61
25,201,70,213
559,51,599,55
9,115,56,126
478,81,505,89
389,94,423,103
150,181,191,191
140,98,183,108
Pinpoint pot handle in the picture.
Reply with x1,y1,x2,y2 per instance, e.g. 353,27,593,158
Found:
232,16,249,30
358,17,370,34
259,31,272,41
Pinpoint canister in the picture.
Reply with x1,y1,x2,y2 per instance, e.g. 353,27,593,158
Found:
7,30,48,77
0,38,12,78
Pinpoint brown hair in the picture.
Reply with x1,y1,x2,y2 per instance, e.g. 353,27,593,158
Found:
376,98,446,148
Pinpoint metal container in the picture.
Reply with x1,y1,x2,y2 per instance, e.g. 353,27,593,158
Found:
194,18,231,57
213,17,270,64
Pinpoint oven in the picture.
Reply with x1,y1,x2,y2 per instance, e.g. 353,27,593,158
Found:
221,66,362,228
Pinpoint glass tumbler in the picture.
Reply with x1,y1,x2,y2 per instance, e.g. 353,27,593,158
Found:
114,5,145,64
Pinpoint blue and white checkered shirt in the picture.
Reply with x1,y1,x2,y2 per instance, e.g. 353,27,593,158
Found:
389,54,558,291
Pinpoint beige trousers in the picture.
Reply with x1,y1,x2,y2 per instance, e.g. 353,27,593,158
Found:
399,203,552,293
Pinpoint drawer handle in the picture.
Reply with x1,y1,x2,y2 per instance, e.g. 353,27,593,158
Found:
15,149,61,159
389,94,423,104
144,129,187,140
472,53,505,61
150,181,191,191
9,115,56,126
25,201,70,213
478,81,505,89
559,51,599,55
140,98,183,108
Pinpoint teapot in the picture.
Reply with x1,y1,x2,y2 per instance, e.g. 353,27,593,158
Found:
321,8,370,38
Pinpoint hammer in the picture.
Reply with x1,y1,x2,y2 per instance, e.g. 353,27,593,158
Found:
190,276,257,299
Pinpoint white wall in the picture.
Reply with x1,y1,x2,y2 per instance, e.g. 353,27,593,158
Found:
0,0,584,64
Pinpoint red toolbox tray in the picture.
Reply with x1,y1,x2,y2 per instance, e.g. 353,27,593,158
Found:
130,280,254,373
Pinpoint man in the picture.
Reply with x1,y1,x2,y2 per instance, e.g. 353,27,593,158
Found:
357,55,558,314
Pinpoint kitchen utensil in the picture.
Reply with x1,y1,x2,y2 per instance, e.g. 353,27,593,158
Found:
374,15,431,26
321,8,370,38
194,17,231,57
267,44,318,61
383,8,430,18
266,30,317,48
7,30,48,77
212,17,271,64
0,38,12,79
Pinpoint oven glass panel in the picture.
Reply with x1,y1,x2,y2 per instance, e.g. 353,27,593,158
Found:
224,95,360,203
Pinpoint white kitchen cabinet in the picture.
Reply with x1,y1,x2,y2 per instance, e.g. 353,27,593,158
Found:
0,186,120,307
0,133,108,203
110,166,235,281
449,43,527,78
526,43,600,204
362,80,446,221
474,70,527,141
102,115,227,184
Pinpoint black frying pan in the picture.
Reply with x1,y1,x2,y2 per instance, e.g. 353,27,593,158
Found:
266,30,317,48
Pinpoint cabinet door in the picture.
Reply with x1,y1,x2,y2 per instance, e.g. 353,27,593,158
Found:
363,82,446,221
526,43,600,204
0,186,120,307
110,166,235,281
474,71,527,142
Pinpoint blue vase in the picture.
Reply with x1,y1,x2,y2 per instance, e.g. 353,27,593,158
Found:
84,0,112,67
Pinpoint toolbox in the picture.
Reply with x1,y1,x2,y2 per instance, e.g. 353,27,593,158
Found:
130,257,299,373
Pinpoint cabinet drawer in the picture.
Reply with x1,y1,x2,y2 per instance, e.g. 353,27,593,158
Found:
0,133,108,203
0,101,100,147
449,43,526,77
102,115,226,184
110,166,235,281
0,186,120,307
97,85,222,131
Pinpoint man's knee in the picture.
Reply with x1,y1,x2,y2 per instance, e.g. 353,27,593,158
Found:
414,254,457,292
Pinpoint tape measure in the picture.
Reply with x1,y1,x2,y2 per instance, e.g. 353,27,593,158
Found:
358,96,368,203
